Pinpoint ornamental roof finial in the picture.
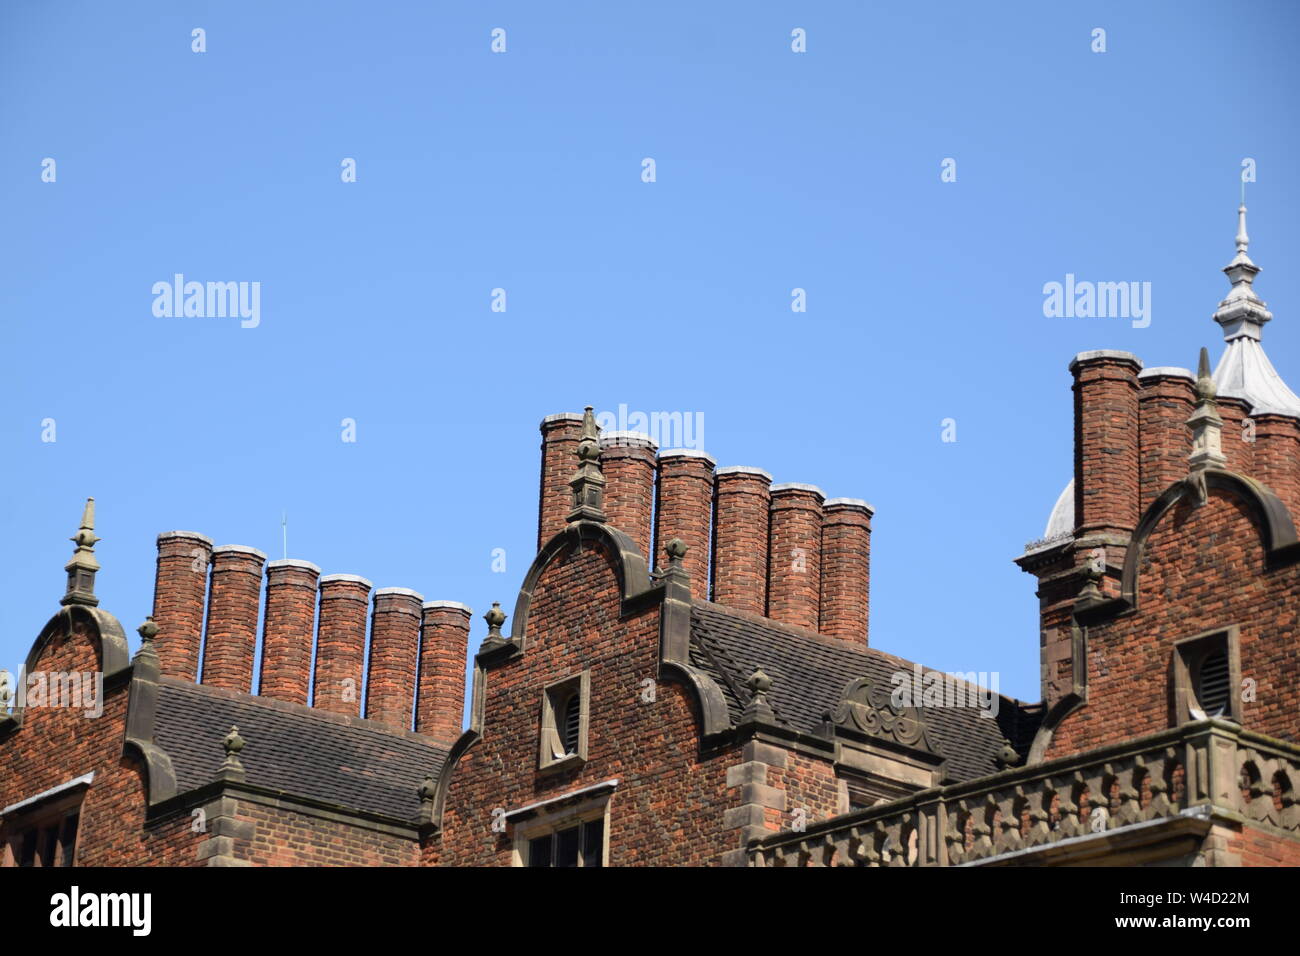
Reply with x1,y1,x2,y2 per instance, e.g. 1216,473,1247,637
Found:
1213,202,1273,343
567,406,606,523
61,498,101,607
1186,347,1227,502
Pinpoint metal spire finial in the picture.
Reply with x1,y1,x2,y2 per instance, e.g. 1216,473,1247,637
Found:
1213,201,1272,342
61,497,101,607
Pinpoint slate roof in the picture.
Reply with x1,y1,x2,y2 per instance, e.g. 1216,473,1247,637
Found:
151,678,448,821
689,602,1041,783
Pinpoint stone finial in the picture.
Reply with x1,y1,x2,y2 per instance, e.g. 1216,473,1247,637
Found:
742,668,775,724
134,616,161,673
567,406,607,523
480,601,510,653
664,538,687,565
1186,347,1227,498
219,725,246,781
61,498,101,607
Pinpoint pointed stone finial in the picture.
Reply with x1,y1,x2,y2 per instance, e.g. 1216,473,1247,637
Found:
219,725,246,781
61,497,101,607
1214,203,1273,342
742,668,775,723
567,406,607,523
1186,347,1227,504
480,601,510,653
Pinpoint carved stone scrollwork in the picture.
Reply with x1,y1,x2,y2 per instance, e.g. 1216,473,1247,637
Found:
831,676,938,753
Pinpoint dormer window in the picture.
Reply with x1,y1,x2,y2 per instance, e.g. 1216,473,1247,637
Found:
539,671,590,772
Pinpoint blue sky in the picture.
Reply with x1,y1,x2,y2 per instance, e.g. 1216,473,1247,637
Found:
2,1,1297,709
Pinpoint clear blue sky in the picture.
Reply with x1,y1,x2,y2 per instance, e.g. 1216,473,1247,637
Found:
3,1,1298,708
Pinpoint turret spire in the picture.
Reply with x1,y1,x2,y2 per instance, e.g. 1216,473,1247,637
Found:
1213,204,1272,342
1210,201,1300,416
61,497,101,607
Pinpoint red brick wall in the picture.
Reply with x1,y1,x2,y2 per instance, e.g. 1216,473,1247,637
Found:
0,614,206,866
1046,487,1300,759
426,529,845,866
233,800,419,866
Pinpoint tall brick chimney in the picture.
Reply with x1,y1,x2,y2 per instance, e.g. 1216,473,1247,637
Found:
1254,412,1300,517
538,412,585,549
200,545,266,691
1136,368,1195,510
313,574,372,716
600,431,658,561
365,587,423,730
711,466,772,614
767,483,824,630
654,449,716,599
819,498,873,643
257,559,321,705
151,530,213,680
416,600,471,745
1071,350,1142,544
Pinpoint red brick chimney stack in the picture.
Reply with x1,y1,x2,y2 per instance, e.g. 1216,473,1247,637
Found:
151,530,213,681
600,431,658,561
766,483,825,630
654,449,716,599
257,559,321,705
1070,351,1143,544
711,466,772,614
200,545,267,691
538,412,585,549
1253,412,1300,517
416,600,471,745
1136,368,1196,510
365,587,423,730
819,498,873,643
313,574,372,716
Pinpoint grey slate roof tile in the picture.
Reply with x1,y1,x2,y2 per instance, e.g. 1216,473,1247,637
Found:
152,678,448,821
689,602,1042,783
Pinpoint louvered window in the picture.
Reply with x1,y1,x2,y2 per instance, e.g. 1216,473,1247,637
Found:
1173,629,1238,726
562,694,582,756
539,672,589,770
1196,649,1231,717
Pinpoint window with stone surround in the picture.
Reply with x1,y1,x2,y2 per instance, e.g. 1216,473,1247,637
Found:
1172,626,1241,725
1,776,90,868
538,671,590,772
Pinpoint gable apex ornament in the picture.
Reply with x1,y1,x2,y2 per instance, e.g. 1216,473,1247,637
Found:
567,406,607,523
